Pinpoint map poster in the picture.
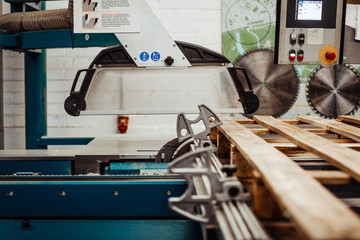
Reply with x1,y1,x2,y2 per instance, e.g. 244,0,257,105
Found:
73,0,140,33
222,0,276,62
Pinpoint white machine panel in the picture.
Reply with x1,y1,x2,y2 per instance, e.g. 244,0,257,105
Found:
274,0,346,66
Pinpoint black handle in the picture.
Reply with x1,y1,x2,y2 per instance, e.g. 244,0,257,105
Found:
228,67,259,114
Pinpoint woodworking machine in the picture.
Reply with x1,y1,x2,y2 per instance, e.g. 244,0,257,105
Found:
1,0,360,238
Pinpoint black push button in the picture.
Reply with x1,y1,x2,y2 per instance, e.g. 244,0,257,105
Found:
298,33,305,45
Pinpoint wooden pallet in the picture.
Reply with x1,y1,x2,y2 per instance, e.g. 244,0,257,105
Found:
211,116,360,239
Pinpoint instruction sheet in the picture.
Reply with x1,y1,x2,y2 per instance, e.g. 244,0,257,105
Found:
74,0,140,33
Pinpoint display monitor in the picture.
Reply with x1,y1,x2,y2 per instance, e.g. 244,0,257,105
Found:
297,1,322,21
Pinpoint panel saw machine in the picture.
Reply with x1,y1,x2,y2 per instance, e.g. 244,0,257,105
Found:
1,0,359,238
0,1,266,239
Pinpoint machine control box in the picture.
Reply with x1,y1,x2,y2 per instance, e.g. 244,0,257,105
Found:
274,0,346,66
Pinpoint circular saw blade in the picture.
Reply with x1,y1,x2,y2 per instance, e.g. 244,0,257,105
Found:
234,49,300,118
306,64,360,119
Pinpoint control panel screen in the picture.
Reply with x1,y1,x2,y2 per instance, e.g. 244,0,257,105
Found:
297,1,322,21
286,0,336,28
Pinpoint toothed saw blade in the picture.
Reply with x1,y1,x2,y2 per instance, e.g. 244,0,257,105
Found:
306,64,360,119
234,49,300,118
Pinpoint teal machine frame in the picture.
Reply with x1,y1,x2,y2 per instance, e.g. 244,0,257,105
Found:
0,0,120,149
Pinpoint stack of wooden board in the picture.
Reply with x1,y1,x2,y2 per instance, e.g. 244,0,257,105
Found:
211,115,360,239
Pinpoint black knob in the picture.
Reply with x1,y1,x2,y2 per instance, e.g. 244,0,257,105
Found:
222,164,237,177
165,56,174,66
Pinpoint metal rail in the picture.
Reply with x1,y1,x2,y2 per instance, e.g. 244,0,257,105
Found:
168,146,269,240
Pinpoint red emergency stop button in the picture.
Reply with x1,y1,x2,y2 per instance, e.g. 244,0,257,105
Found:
326,52,337,61
297,49,304,61
289,49,296,61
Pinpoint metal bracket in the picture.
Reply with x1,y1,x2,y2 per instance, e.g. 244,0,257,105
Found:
176,104,222,143
168,147,250,224
156,104,222,162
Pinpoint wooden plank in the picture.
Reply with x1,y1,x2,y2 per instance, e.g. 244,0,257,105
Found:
250,128,327,134
254,116,360,183
308,170,353,185
236,119,300,125
218,116,360,239
268,142,360,151
339,115,360,125
298,116,360,142
348,0,360,4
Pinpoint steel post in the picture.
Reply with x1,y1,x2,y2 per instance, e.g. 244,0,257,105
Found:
25,50,47,149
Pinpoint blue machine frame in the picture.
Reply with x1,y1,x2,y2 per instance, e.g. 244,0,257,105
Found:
0,219,203,240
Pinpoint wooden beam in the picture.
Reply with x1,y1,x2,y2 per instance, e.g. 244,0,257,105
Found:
339,115,360,125
308,170,353,185
348,0,360,4
298,116,360,142
250,128,327,134
218,116,360,239
254,116,360,183
236,119,300,125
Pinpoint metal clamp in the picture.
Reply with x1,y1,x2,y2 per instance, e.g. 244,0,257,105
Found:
168,147,250,224
176,104,222,143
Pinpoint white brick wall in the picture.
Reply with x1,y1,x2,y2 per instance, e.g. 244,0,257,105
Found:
2,0,222,149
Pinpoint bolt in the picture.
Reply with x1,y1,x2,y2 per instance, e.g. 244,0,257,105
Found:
282,210,291,219
85,34,90,41
22,219,30,228
7,191,14,196
113,191,119,196
209,116,216,123
59,191,66,196
228,187,239,197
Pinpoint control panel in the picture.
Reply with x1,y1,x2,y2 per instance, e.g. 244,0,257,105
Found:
274,0,346,66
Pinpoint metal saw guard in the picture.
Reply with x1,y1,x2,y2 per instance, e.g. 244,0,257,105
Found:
64,41,259,116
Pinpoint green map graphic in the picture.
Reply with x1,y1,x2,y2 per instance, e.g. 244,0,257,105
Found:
222,0,316,82
221,0,360,118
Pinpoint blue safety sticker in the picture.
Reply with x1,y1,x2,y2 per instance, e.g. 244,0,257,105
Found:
140,52,149,61
151,52,161,61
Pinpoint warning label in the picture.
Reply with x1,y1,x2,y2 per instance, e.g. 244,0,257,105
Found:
74,0,140,33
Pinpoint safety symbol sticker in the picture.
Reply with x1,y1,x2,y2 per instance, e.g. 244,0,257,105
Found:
140,52,149,61
151,52,161,61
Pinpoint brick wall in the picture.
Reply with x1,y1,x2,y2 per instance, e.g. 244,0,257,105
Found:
2,0,222,149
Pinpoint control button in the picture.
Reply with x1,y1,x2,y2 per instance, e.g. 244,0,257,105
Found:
298,33,305,45
297,49,304,61
290,33,297,45
326,52,337,61
319,45,338,66
289,49,296,61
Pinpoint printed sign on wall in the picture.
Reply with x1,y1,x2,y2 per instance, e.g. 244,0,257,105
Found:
74,0,140,33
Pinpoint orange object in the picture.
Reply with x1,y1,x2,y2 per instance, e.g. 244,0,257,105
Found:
118,116,129,134
319,45,338,66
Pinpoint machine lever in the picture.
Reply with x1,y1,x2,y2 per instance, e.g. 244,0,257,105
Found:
227,67,259,114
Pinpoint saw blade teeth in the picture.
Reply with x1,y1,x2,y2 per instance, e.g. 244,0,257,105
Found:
306,64,360,118
235,49,300,119
306,65,330,119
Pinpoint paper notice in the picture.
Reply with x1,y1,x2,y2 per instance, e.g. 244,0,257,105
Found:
307,28,323,45
74,0,140,33
356,5,360,40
